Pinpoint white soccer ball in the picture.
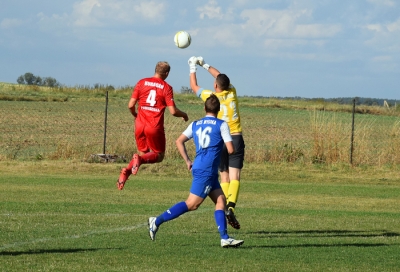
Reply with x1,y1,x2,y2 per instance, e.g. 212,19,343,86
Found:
174,31,191,49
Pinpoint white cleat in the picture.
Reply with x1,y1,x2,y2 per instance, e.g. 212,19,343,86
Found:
221,238,244,248
148,217,158,241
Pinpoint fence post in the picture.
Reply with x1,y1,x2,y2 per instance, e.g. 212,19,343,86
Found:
103,91,109,156
350,98,355,165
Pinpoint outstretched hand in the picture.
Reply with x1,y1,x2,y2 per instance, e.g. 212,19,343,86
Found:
197,56,205,66
188,56,198,73
196,56,210,70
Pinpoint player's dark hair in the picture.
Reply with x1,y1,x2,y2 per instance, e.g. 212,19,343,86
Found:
155,61,170,76
216,73,230,90
205,94,220,115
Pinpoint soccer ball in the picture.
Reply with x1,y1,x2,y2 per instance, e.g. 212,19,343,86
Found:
174,31,191,49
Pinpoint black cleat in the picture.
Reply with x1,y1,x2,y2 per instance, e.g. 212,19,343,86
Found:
226,208,241,229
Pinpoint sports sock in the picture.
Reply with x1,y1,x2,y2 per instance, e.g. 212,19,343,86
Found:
214,210,229,239
127,157,137,170
220,182,230,200
227,180,240,212
155,201,188,226
127,152,158,169
140,152,159,164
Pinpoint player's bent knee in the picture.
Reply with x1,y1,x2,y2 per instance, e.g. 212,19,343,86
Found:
186,203,200,211
157,152,165,162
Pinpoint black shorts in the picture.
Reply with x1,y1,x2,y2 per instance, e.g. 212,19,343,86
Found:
219,134,245,172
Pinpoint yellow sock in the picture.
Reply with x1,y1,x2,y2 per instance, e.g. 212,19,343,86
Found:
221,182,230,200
227,180,240,211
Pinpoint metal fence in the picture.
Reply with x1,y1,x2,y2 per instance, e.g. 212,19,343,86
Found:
1,92,399,166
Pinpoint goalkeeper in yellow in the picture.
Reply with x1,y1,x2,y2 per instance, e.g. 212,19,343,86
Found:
188,56,245,229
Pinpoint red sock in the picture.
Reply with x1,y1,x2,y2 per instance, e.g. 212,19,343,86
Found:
127,152,158,168
127,159,135,170
140,152,159,164
127,156,139,169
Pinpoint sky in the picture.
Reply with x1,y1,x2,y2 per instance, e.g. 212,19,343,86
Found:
1,0,399,100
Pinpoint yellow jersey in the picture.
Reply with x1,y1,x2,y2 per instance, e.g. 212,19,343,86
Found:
198,84,242,134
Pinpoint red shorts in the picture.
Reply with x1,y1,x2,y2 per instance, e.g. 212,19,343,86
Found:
135,121,166,153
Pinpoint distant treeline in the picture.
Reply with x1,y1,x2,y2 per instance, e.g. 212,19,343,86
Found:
17,72,60,87
16,72,133,92
16,72,398,107
244,96,399,107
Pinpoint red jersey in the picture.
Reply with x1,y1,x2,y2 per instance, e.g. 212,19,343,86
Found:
132,77,176,129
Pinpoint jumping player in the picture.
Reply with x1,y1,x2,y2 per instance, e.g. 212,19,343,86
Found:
148,94,244,248
187,56,245,230
117,61,189,190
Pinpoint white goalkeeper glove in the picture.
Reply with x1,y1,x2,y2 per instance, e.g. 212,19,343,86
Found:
196,56,210,70
188,56,198,73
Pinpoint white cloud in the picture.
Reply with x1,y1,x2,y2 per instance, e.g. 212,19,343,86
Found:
197,0,221,19
240,9,341,38
188,25,243,48
73,0,102,27
366,18,400,33
134,1,165,20
366,24,383,32
293,24,341,38
72,0,166,27
372,55,392,62
387,18,400,32
0,18,23,29
364,18,400,54
367,0,396,7
263,38,326,50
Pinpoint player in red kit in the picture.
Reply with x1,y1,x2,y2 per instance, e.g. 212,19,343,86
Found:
117,61,189,190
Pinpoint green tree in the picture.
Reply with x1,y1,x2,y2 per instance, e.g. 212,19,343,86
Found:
17,75,24,84
180,86,193,94
23,72,35,85
16,73,61,87
34,76,43,86
43,77,59,87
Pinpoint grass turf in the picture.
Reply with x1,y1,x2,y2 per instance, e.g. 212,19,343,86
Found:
0,161,399,271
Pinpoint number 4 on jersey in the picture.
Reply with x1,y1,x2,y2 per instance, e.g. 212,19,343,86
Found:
146,90,156,106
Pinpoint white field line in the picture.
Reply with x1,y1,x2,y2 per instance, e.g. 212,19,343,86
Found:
0,223,147,251
1,208,214,251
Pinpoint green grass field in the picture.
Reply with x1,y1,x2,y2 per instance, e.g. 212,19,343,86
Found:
1,161,399,271
1,83,400,271
1,82,400,165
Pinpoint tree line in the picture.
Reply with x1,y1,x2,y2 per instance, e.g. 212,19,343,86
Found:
17,72,60,87
16,73,398,107
245,95,399,107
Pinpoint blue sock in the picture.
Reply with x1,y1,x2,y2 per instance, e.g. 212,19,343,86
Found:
214,210,229,239
155,201,188,226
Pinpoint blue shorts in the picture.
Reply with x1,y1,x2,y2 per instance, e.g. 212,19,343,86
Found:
190,170,221,199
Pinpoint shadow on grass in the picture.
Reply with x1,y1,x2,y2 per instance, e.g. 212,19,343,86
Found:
250,229,399,238
242,229,399,249
0,247,123,256
246,242,394,249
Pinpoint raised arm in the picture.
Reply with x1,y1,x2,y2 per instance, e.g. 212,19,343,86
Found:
189,73,201,95
188,56,201,95
197,56,220,78
188,56,222,95
206,66,221,78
